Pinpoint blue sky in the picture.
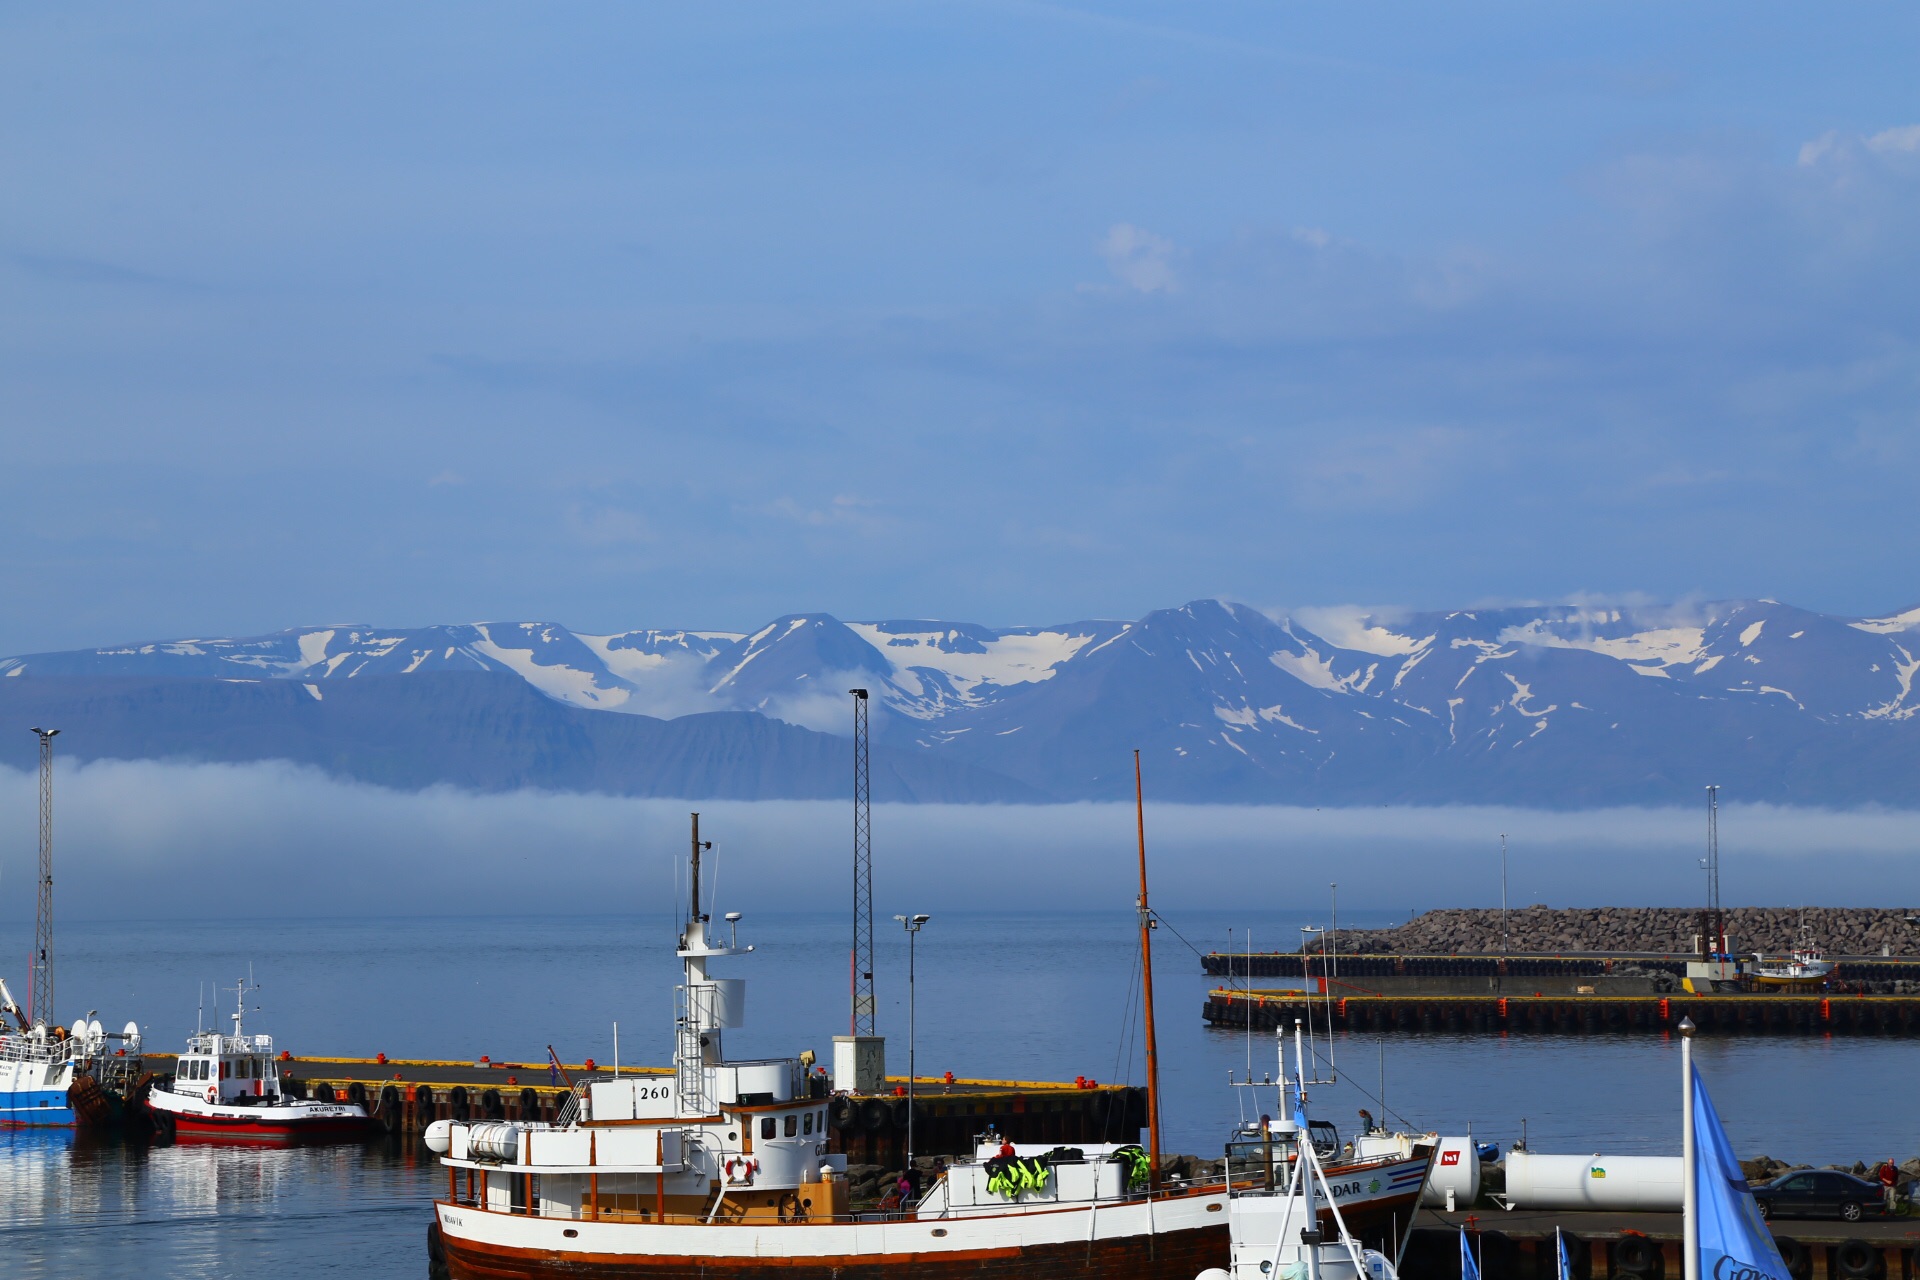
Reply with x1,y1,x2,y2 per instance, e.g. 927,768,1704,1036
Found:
4,3,1919,654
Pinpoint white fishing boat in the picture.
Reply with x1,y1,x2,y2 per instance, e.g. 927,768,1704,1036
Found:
0,977,143,1129
1751,925,1833,988
427,790,1238,1280
1197,1029,1407,1280
145,979,369,1143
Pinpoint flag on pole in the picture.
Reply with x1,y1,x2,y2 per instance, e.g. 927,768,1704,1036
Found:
1690,1064,1790,1280
1460,1226,1481,1280
1556,1227,1574,1280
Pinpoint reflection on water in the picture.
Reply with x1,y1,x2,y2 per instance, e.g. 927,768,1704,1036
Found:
1,1129,435,1279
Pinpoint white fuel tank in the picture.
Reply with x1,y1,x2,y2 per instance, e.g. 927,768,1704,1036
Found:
1504,1152,1682,1211
1420,1137,1482,1207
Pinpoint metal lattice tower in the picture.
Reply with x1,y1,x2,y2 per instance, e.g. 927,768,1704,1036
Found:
30,727,58,1029
850,689,875,1036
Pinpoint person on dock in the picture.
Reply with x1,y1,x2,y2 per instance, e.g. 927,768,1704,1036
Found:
1878,1158,1898,1213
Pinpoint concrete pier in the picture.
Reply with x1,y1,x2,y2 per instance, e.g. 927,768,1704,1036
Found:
137,1053,1145,1161
1204,989,1920,1036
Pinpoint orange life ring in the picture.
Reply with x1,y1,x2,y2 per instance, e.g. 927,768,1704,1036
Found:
206,1086,219,1106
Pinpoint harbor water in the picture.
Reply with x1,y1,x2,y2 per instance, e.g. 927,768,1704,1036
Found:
3,909,1914,1277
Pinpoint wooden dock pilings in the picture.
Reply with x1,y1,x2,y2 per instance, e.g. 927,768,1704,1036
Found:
1204,989,1920,1036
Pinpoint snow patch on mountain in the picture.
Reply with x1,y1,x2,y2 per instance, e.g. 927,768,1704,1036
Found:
1497,619,1705,668
1853,607,1920,635
1288,606,1427,656
844,623,1102,694
467,624,632,710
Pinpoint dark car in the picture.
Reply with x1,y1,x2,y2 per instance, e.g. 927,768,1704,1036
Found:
1751,1170,1889,1222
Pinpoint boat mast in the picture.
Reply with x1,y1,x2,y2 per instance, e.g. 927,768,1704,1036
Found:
1134,749,1163,1187
689,812,710,937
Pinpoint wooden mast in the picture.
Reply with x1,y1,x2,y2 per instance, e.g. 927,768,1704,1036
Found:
1134,748,1163,1187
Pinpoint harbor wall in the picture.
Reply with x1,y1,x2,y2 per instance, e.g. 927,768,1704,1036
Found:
1314,906,1920,957
1203,990,1920,1036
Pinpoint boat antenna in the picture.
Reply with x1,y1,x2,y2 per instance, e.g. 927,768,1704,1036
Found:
196,981,204,1036
689,812,711,932
1134,749,1163,1188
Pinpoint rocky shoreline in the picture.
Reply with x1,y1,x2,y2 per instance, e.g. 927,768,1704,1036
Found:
1325,907,1920,957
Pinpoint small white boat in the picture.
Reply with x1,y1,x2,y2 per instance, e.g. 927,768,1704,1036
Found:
145,979,369,1143
1198,1025,1426,1280
1198,1034,1403,1280
1750,945,1832,988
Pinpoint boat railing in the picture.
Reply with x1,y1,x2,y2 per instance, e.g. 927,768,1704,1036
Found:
0,1033,79,1066
552,1079,593,1126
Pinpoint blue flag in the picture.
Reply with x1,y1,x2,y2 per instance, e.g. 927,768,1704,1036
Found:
1460,1227,1481,1280
1693,1064,1790,1280
1557,1228,1573,1280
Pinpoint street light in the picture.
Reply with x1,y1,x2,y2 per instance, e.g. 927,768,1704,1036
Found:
893,913,930,1186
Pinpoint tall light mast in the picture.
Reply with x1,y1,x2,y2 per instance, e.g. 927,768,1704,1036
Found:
850,689,875,1036
1705,785,1723,958
30,727,59,1030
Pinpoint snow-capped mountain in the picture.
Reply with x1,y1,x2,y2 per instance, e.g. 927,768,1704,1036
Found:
3,598,1916,805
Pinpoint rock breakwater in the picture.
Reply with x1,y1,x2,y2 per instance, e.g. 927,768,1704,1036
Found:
1327,906,1920,957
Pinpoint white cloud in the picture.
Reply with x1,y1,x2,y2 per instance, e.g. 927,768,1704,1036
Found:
1799,123,1920,166
1866,124,1920,155
1098,223,1179,293
6,760,1919,924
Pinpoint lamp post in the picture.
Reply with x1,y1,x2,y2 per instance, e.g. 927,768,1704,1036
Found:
893,912,929,1182
1500,833,1509,955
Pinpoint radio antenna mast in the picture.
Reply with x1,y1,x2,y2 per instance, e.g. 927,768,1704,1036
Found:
850,689,875,1036
29,727,58,1030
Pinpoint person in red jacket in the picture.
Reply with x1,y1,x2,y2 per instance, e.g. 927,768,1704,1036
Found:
1877,1158,1899,1214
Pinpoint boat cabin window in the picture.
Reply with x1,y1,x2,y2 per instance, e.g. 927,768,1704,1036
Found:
784,1114,798,1137
803,1112,813,1135
220,1061,230,1080
761,1117,775,1140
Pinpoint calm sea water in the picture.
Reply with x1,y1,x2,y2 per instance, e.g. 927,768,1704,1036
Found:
3,909,1913,1277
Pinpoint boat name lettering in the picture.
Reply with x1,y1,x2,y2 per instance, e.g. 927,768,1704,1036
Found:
1328,1181,1363,1198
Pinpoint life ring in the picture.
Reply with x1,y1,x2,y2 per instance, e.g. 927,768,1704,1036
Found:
724,1157,760,1184
205,1086,219,1106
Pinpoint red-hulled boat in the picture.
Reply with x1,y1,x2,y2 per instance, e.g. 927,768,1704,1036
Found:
146,979,369,1143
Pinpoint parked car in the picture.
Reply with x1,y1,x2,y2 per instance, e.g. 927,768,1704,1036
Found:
1751,1170,1889,1222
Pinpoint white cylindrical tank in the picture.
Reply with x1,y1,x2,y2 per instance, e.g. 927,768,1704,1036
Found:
732,1061,793,1102
1420,1137,1482,1207
1505,1152,1683,1211
464,1123,523,1163
423,1119,454,1155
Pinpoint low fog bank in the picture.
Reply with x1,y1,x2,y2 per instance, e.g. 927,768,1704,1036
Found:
1,759,1916,921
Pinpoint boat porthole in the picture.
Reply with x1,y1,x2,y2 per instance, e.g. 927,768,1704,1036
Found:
1208,1203,1223,1212
931,1229,947,1237
1261,1264,1273,1275
563,1229,578,1238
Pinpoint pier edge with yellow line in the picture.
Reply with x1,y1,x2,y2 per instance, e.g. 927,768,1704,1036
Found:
137,1052,1146,1161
